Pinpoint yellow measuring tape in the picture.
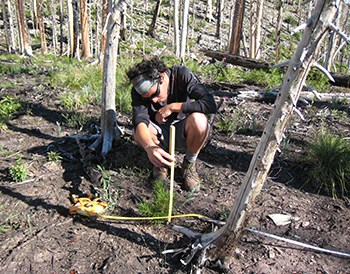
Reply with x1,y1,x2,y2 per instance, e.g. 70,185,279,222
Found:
68,194,208,221
68,125,205,222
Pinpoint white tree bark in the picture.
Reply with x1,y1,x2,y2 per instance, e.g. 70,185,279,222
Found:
249,0,264,59
67,0,74,57
275,0,283,63
174,0,180,57
206,0,214,22
50,0,57,54
59,0,64,55
249,0,257,58
95,1,102,59
254,0,264,59
8,0,17,52
324,1,344,71
179,0,190,59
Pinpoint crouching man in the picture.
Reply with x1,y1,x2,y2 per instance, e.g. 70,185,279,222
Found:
126,57,217,191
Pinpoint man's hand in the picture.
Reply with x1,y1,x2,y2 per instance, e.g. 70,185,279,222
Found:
155,105,172,124
144,145,174,167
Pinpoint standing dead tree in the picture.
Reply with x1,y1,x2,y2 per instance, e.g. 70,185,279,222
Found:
147,0,162,37
89,0,124,157
15,0,33,57
228,0,245,55
80,0,91,59
173,0,339,271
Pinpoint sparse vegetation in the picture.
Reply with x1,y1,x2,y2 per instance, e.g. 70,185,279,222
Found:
0,55,30,75
9,157,28,182
303,131,350,198
0,0,349,272
217,108,262,135
54,65,103,110
62,112,89,129
51,57,133,113
0,96,24,130
138,180,173,223
47,151,63,162
97,165,119,211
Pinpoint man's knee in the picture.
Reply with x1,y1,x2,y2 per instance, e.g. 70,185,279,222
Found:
186,113,209,134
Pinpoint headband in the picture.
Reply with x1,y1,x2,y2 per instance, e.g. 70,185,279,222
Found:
131,73,156,96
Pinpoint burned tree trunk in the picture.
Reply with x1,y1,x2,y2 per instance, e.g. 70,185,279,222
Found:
330,73,350,88
208,0,337,266
181,0,339,270
89,0,123,157
37,0,47,54
80,0,91,59
203,49,271,69
228,0,245,55
147,0,162,37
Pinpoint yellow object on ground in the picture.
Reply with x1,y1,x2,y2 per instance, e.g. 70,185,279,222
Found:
69,195,108,217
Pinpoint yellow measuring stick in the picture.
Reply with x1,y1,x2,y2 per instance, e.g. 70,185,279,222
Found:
168,125,176,223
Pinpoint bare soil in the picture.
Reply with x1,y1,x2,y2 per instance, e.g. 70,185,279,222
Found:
0,69,349,274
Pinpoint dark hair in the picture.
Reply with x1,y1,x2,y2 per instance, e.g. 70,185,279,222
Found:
126,57,168,82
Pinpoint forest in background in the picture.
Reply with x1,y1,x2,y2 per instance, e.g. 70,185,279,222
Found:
1,0,350,74
0,1,350,272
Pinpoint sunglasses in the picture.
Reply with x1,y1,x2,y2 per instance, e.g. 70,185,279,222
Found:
143,81,160,100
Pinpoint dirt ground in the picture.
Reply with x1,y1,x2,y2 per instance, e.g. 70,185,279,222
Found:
0,70,350,274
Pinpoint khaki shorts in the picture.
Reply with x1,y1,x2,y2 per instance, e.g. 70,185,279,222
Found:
150,118,187,153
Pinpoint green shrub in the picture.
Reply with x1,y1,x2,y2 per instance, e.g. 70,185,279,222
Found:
0,96,24,129
0,62,30,75
61,112,89,129
303,131,350,198
10,157,28,182
47,151,63,162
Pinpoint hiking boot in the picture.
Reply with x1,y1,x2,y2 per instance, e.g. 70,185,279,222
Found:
152,166,168,180
181,159,200,191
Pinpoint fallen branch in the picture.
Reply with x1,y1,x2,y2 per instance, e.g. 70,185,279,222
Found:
237,89,350,104
245,228,350,258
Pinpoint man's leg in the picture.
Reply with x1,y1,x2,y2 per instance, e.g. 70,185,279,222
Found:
182,113,209,191
184,112,209,156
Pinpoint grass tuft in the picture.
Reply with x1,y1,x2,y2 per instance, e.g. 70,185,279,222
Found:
303,131,350,198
